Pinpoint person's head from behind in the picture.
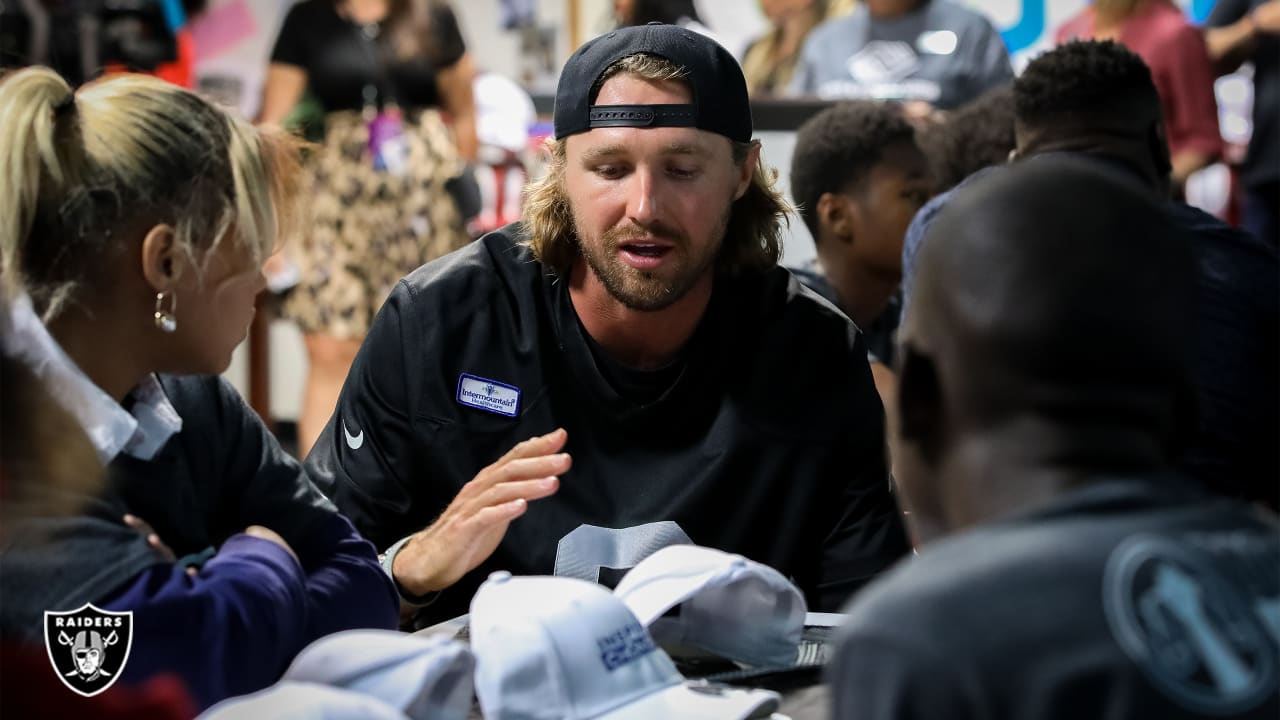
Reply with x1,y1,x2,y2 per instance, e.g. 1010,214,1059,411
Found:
0,67,302,378
1013,40,1171,195
894,155,1196,545
614,0,701,26
523,24,789,312
919,84,1014,195
790,100,930,320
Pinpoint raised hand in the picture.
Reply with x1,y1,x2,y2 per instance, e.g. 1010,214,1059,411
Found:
392,428,571,596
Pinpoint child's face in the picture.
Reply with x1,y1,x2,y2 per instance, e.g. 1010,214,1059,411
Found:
846,142,932,279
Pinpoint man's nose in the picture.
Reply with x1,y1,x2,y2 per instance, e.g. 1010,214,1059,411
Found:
626,166,662,225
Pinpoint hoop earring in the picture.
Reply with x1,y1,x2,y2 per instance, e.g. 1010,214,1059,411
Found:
154,291,177,333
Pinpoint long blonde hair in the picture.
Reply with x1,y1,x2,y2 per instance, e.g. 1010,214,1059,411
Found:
522,54,791,277
0,67,304,319
741,0,829,96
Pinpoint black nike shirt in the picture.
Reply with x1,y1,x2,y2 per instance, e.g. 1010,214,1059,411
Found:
306,225,910,624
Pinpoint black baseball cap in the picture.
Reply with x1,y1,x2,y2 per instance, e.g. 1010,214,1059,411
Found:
553,23,752,143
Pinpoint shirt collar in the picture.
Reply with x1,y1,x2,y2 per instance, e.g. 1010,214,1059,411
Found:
3,294,182,463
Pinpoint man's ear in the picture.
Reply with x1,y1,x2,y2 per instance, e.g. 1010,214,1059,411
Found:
817,192,858,244
732,141,761,201
139,224,181,292
897,344,945,468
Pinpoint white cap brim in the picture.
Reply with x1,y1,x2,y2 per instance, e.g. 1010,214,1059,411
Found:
598,681,780,720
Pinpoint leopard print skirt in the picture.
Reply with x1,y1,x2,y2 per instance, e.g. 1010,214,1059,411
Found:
282,108,471,340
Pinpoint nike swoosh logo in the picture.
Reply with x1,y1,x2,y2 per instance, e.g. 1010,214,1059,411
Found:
342,419,364,450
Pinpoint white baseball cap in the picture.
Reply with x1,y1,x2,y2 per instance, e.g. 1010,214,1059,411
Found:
613,545,806,668
281,629,474,720
470,572,782,720
199,682,410,720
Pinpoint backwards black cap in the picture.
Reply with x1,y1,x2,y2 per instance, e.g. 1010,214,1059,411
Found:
553,23,752,143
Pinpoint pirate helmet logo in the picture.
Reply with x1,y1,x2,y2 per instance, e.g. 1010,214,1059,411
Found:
44,604,134,697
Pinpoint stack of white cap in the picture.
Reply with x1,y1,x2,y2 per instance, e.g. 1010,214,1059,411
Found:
200,630,474,720
470,571,782,720
614,544,807,668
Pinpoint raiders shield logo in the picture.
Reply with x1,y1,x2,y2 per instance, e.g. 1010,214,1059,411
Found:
44,604,134,697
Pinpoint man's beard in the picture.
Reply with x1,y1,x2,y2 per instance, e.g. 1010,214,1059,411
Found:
574,209,730,312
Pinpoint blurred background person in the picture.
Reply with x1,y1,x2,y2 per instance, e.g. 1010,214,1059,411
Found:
0,0,206,87
788,0,1012,113
901,83,1015,310
916,84,1014,197
1056,0,1222,198
613,0,713,35
740,0,829,96
1206,0,1280,246
259,0,478,457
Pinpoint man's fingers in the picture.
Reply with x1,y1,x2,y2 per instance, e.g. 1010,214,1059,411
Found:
477,476,560,509
471,499,528,528
463,443,570,498
498,428,568,464
494,454,572,484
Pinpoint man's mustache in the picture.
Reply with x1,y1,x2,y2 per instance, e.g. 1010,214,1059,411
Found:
602,223,687,247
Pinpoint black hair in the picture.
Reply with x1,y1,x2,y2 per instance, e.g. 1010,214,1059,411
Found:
789,100,916,237
920,84,1014,194
1014,40,1160,132
623,0,702,26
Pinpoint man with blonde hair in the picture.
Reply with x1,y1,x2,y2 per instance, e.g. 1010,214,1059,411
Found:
309,23,909,627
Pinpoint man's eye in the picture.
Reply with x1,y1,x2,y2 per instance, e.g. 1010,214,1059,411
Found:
668,166,701,179
595,165,625,179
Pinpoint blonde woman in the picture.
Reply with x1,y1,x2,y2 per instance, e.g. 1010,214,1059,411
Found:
0,68,397,710
741,0,830,96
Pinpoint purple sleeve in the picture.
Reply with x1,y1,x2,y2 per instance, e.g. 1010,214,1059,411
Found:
99,535,310,711
295,511,400,639
193,376,400,637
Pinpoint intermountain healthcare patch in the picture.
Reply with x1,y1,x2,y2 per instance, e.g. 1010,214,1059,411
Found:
1104,535,1278,715
44,604,134,697
456,373,521,417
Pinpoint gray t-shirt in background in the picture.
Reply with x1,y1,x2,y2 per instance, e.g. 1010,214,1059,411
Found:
789,0,1013,110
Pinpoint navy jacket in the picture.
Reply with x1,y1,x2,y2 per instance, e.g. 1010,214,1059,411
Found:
0,376,398,710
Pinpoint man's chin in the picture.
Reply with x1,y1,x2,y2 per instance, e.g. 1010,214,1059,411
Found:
606,283,683,312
